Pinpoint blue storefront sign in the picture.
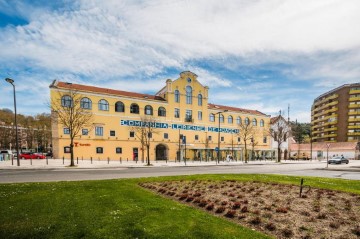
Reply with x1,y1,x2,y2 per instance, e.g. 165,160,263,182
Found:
120,120,238,134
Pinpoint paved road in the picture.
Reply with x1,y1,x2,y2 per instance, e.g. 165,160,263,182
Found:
1,161,359,183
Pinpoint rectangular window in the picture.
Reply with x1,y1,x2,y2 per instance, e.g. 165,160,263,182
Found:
263,137,267,144
63,128,70,134
64,146,71,153
110,130,115,136
116,147,122,154
164,133,168,139
195,135,199,140
130,131,135,137
82,129,88,135
221,136,224,142
148,132,152,138
198,111,202,120
208,135,212,141
175,108,180,118
95,127,103,136
237,137,241,142
96,147,103,154
185,110,192,122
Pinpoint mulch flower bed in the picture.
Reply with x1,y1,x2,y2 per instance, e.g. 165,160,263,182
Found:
139,180,360,239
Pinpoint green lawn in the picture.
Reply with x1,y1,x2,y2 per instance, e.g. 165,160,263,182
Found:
0,174,359,239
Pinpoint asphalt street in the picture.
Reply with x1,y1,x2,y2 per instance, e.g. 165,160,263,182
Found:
1,161,359,183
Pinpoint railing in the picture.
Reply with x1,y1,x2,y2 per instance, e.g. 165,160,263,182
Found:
184,117,193,123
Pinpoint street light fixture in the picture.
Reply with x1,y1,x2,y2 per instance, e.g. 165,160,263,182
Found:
216,109,228,164
5,78,20,166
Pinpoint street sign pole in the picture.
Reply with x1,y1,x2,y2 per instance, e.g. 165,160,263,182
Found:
326,143,331,168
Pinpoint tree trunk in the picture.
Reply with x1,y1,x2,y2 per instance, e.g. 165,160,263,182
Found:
277,147,281,162
244,142,248,163
146,145,150,166
70,138,75,166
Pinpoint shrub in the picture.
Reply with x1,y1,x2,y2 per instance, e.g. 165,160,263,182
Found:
225,210,236,218
179,194,188,200
186,196,194,202
215,206,226,213
300,211,311,217
352,225,360,236
221,201,228,206
199,200,207,207
242,199,248,204
182,190,188,193
193,192,201,197
206,203,214,211
317,213,326,219
232,202,241,209
263,213,272,219
282,228,293,238
265,222,276,231
329,222,340,229
229,193,235,197
241,206,248,213
276,207,288,213
193,198,201,203
263,205,272,211
253,210,261,215
249,216,261,225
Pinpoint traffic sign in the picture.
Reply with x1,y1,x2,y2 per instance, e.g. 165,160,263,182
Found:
215,147,219,152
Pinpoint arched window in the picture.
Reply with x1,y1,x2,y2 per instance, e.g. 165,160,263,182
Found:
260,119,264,127
145,105,153,115
61,95,72,107
158,107,166,117
252,118,257,126
98,99,109,111
198,94,202,106
219,114,224,123
237,116,241,125
209,113,215,122
130,103,139,114
115,101,125,112
228,115,233,124
174,90,180,103
80,97,91,109
245,117,250,125
186,86,192,104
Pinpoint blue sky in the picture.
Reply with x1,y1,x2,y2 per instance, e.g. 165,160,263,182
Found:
1,0,359,122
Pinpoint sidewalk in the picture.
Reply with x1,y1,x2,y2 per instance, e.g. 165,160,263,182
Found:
0,158,283,169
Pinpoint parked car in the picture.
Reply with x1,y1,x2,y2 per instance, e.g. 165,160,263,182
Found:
19,152,46,159
328,156,349,164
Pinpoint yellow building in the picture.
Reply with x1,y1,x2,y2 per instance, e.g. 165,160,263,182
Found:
50,71,272,161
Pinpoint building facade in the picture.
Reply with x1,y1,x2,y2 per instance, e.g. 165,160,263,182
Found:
50,71,272,161
270,115,291,160
311,83,360,143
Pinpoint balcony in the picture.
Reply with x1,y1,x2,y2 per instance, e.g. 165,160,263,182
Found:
349,104,360,109
348,111,360,115
347,132,360,136
184,117,193,123
314,94,339,107
324,127,337,132
323,133,337,138
349,96,360,102
323,120,337,126
349,89,360,94
349,118,360,122
348,125,360,129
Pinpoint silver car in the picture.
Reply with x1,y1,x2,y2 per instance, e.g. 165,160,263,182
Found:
328,156,349,164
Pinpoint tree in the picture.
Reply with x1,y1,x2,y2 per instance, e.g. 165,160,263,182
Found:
269,115,291,162
237,122,257,163
131,116,159,166
50,89,93,166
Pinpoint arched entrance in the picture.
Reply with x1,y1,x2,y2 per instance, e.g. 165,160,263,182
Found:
155,144,168,160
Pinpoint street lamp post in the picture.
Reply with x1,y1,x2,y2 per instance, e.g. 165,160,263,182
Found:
5,78,20,166
216,110,228,164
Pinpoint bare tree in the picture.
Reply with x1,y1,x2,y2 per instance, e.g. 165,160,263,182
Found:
131,116,159,166
237,122,257,163
50,89,93,166
269,115,291,162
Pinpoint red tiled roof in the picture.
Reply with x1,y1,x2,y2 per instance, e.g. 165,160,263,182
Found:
270,115,288,124
53,81,166,101
290,142,358,151
208,103,267,116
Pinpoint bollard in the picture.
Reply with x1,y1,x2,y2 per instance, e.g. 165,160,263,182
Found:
91,157,93,164
77,157,78,165
166,158,167,164
46,156,48,165
120,157,122,164
30,157,32,166
299,178,304,198
107,157,109,164
62,156,64,165
127,158,128,162
82,156,83,161
98,157,100,161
